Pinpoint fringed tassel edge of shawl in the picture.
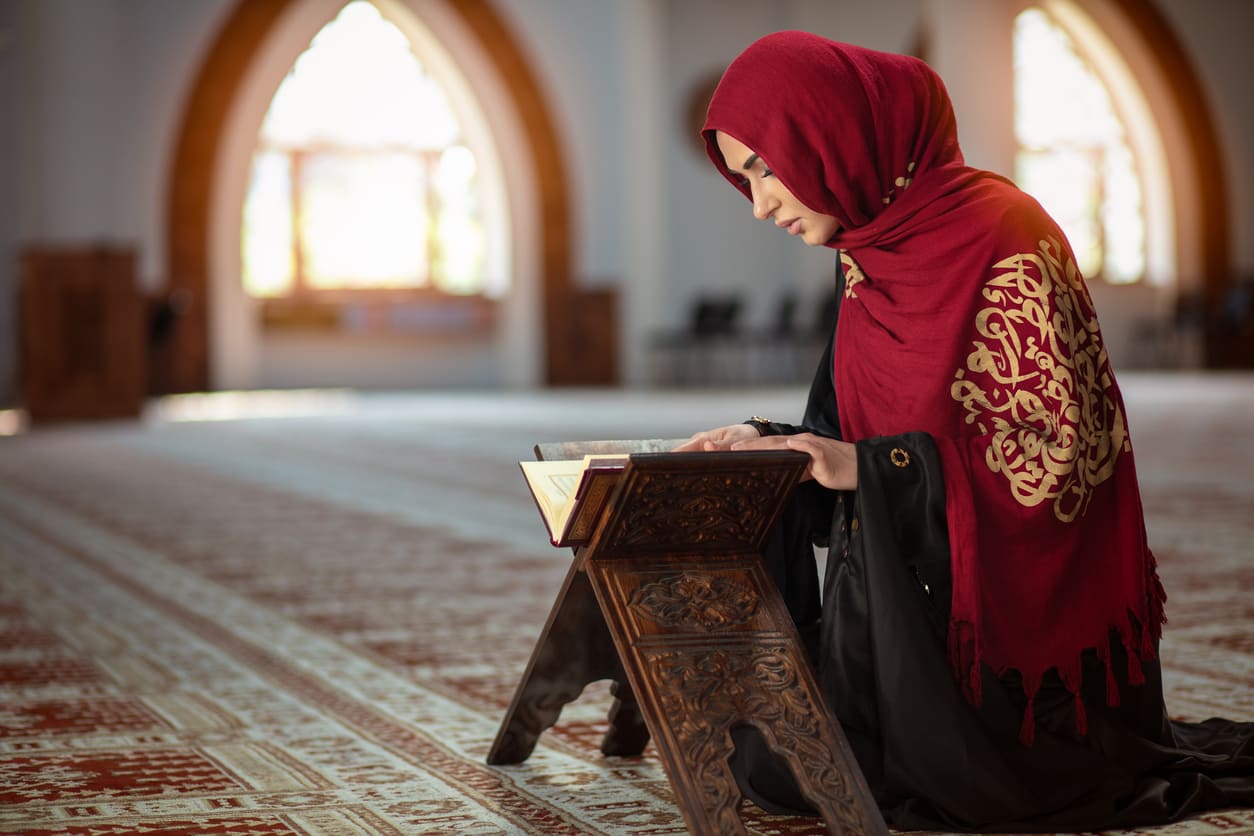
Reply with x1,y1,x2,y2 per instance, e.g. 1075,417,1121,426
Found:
948,572,1167,747
948,618,982,707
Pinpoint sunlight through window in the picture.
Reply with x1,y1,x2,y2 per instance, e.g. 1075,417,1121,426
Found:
242,1,488,298
1014,8,1146,283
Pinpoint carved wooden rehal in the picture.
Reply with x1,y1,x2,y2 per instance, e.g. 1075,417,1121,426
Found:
488,450,887,835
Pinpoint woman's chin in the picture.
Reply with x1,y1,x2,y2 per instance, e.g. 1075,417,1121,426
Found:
798,227,841,247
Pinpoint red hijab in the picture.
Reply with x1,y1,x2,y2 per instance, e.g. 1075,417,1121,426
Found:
703,32,1165,742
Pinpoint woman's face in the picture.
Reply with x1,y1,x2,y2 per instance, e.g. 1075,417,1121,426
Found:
715,131,840,246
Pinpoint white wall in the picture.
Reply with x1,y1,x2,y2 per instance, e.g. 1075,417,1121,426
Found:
628,0,926,381
2,0,230,406
1155,0,1254,276
2,0,1253,406
11,0,231,282
493,0,627,288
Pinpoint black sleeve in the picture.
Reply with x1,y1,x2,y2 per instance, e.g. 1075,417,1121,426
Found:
852,431,952,630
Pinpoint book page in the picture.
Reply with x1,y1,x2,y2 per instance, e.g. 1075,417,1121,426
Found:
534,438,689,462
545,471,580,500
519,454,629,542
520,459,583,532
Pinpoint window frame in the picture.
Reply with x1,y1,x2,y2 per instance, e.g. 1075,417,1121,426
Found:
1013,3,1154,286
240,0,507,330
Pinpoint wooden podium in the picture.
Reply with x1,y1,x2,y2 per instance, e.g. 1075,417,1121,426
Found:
19,246,146,424
489,448,887,835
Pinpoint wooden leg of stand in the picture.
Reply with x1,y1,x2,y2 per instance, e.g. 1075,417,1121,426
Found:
487,554,650,765
586,554,887,836
601,678,649,756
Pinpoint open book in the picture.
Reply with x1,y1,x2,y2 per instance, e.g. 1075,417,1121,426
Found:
520,438,688,547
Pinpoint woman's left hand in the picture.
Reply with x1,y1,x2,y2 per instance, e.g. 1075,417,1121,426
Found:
730,432,857,490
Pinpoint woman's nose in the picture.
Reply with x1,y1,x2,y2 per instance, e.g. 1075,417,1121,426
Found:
752,186,775,221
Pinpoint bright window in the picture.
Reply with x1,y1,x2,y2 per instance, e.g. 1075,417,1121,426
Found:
1014,7,1146,283
241,1,490,298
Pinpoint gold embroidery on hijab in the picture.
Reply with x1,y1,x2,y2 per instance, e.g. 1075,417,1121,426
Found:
950,237,1129,523
840,251,867,299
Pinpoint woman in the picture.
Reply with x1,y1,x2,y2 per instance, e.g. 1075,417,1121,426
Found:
677,31,1254,830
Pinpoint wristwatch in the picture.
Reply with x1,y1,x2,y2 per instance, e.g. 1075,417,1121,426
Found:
744,416,772,436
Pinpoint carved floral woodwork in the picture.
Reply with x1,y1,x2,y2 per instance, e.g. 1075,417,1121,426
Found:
628,572,760,631
490,450,886,835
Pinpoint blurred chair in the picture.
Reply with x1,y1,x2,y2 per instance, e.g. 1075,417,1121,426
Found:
649,294,743,385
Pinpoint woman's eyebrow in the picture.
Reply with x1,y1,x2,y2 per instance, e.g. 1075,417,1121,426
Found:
740,153,761,172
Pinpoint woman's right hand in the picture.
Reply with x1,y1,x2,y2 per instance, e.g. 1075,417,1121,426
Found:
671,423,762,452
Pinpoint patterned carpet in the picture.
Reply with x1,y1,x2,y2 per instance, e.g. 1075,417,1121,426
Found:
0,375,1251,835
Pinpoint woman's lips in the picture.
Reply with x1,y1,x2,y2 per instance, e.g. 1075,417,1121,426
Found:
774,217,803,236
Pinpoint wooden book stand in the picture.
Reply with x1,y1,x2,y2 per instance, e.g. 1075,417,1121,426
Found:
488,447,887,835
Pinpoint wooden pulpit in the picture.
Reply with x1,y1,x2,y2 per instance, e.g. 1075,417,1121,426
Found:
489,446,887,835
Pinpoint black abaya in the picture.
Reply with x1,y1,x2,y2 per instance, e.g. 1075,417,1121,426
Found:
734,272,1254,830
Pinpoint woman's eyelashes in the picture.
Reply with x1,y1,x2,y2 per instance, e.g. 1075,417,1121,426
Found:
733,167,772,186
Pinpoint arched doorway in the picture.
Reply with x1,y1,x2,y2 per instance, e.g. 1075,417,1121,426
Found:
161,0,585,393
